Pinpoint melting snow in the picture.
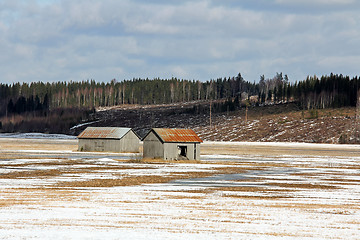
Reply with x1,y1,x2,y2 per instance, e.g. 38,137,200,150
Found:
0,142,359,239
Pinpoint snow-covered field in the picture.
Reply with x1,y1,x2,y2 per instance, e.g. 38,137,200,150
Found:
0,133,77,139
0,137,359,239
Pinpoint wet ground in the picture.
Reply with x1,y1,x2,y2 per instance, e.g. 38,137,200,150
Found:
0,138,359,239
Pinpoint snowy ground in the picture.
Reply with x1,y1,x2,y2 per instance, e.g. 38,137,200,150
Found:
0,133,77,139
0,137,359,239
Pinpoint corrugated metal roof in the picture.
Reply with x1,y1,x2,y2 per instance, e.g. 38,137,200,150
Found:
152,128,203,143
77,127,132,139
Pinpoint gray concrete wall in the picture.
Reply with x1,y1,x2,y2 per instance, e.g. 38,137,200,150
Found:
143,131,164,159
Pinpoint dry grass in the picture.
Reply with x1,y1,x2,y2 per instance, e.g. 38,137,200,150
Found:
320,177,360,183
0,198,31,207
0,138,356,208
0,159,84,168
56,176,171,188
0,165,157,180
346,220,360,225
329,165,360,170
150,186,295,201
52,164,256,188
201,143,360,158
266,182,339,189
163,195,205,200
211,166,248,174
56,171,216,188
223,194,292,200
158,188,292,200
211,186,294,193
160,189,214,194
262,202,359,211
0,188,90,207
0,169,64,179
1,137,360,240
0,138,77,151
127,158,201,164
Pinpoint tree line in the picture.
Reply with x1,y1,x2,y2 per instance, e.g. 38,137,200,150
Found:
0,73,359,118
0,73,255,115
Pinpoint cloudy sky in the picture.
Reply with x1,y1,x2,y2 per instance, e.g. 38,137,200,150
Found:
0,0,359,84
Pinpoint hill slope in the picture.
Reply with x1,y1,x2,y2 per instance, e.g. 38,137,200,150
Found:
71,102,358,144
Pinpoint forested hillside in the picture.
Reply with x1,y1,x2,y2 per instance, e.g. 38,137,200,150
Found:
0,72,359,134
1,73,359,112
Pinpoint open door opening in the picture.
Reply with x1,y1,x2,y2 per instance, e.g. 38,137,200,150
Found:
178,146,188,159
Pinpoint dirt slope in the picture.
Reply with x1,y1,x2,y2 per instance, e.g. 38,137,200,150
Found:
72,102,358,144
196,106,356,143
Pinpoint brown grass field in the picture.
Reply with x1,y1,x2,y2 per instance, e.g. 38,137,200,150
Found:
0,137,359,239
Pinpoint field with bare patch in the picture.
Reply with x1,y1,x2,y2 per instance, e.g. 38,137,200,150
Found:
0,137,359,239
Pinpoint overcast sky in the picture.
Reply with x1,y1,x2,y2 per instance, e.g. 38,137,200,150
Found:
1,0,359,84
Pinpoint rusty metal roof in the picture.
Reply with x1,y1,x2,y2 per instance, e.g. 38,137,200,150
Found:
151,128,203,143
77,127,133,139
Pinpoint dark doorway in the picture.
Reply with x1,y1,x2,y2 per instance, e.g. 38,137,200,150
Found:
178,146,187,159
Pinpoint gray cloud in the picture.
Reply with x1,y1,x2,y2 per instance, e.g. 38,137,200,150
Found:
0,0,359,84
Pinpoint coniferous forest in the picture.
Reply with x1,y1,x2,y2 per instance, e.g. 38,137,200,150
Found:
0,73,359,134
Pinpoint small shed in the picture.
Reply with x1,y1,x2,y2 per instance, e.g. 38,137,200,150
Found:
77,127,140,153
142,128,203,160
